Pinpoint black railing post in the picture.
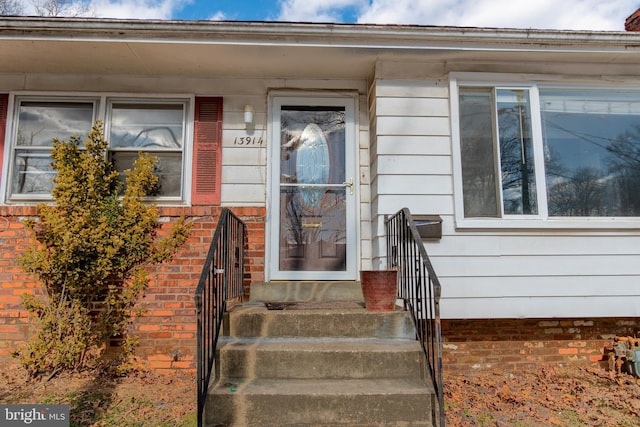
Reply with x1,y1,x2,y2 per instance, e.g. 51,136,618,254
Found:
195,292,203,424
195,209,246,427
386,208,445,427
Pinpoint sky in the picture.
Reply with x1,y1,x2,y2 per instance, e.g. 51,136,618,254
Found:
14,0,640,32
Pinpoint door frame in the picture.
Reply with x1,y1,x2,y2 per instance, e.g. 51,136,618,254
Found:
266,92,359,281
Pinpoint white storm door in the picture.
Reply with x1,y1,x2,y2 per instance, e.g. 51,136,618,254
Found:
269,96,358,281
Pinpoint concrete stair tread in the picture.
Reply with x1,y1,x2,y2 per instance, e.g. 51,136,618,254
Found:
219,337,421,348
217,337,427,380
211,378,435,395
264,301,366,310
235,302,405,313
249,281,364,302
225,304,415,339
207,378,434,426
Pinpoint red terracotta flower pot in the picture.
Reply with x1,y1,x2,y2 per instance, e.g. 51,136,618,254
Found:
360,269,398,311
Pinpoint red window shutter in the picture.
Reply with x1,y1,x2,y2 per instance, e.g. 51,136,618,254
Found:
192,97,223,205
0,94,8,183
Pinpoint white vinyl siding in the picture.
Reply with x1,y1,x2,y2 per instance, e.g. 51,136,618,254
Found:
220,97,267,206
369,79,452,268
369,74,640,320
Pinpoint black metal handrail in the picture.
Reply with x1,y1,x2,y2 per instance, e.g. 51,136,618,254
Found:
195,208,246,427
386,208,445,427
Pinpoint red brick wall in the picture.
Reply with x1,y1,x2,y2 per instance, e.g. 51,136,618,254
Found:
442,318,640,372
626,8,640,31
0,206,39,362
0,205,265,372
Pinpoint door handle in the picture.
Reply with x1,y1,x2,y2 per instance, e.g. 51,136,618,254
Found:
342,177,354,195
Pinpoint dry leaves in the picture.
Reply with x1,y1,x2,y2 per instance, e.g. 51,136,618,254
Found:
0,365,196,426
445,365,640,426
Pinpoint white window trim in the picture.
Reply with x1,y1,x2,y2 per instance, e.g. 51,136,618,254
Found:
450,73,640,230
1,92,195,206
0,94,16,204
2,95,100,203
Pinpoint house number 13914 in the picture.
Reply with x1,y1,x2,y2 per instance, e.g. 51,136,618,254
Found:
234,136,264,145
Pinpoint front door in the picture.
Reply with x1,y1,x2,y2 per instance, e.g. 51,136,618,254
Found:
269,96,358,281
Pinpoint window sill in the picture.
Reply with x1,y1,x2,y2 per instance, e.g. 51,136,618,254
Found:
2,198,189,207
455,217,640,231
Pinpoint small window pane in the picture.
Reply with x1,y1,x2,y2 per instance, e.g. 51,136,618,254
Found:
12,101,93,198
541,90,640,216
17,102,93,147
497,89,538,215
111,152,182,197
110,103,184,149
12,150,56,195
459,88,499,217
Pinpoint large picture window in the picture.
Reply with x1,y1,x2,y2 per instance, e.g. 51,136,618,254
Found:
540,90,640,217
457,83,640,221
6,96,189,202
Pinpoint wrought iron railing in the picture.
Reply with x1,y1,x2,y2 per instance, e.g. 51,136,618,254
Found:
386,208,445,427
195,208,246,427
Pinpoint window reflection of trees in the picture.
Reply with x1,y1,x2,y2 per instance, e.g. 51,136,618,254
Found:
280,110,344,164
15,128,48,194
281,188,347,271
282,188,346,246
543,118,640,216
497,100,537,215
607,127,640,215
459,89,537,217
280,108,347,264
13,154,55,195
460,87,640,218
547,166,605,216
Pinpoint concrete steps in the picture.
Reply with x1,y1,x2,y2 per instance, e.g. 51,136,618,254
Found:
248,281,364,303
224,303,415,339
218,338,425,379
205,301,436,426
209,378,433,426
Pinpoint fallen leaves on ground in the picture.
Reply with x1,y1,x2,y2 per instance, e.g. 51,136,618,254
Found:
445,364,640,426
2,361,639,426
0,364,196,427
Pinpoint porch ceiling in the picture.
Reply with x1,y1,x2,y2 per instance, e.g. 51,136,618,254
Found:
0,40,383,78
2,18,640,79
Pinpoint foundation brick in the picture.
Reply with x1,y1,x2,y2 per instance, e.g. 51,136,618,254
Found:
148,361,172,370
442,317,637,372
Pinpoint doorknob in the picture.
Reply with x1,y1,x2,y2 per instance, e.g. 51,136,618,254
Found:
342,177,354,195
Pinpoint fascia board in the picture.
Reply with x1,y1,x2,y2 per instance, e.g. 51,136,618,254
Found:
2,17,640,54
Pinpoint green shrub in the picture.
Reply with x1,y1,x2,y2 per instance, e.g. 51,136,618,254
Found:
15,122,191,378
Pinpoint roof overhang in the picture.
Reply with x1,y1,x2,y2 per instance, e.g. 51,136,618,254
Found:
2,17,640,79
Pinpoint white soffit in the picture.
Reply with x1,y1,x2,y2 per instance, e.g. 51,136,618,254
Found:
2,18,640,77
